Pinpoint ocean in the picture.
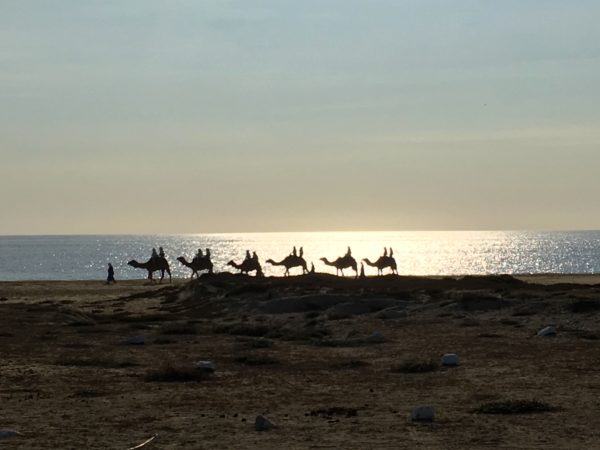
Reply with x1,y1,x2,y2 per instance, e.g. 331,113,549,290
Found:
0,231,599,281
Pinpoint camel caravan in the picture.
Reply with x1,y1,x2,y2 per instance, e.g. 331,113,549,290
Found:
127,245,398,282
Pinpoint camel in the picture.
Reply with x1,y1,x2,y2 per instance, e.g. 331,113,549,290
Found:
177,255,213,278
127,257,171,283
265,255,308,276
320,255,358,278
227,258,264,277
362,255,398,275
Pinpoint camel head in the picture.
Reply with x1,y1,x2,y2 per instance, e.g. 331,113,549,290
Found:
127,260,140,268
265,259,275,265
176,256,187,264
226,260,236,267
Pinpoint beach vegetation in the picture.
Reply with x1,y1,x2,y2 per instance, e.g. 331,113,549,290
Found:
475,400,557,414
391,359,438,373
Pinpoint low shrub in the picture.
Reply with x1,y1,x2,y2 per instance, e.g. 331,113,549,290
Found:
159,323,198,335
56,357,136,368
145,364,210,382
333,360,371,370
475,400,557,414
391,359,438,374
233,354,279,366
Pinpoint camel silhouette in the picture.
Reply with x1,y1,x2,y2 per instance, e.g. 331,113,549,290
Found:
127,257,171,283
320,254,358,278
362,255,398,275
227,258,264,277
177,255,214,278
266,255,308,276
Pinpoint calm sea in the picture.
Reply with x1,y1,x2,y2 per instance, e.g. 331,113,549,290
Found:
0,231,599,281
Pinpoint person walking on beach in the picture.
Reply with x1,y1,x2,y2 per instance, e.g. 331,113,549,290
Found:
106,263,116,284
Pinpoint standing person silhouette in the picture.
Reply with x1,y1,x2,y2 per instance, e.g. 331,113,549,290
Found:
106,263,116,284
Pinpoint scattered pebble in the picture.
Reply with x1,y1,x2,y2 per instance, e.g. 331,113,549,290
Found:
0,430,20,439
366,331,384,343
442,353,459,366
254,415,274,431
537,326,557,337
194,361,216,373
125,335,145,345
411,406,434,422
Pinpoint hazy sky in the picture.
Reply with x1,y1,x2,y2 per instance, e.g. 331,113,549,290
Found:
2,1,600,234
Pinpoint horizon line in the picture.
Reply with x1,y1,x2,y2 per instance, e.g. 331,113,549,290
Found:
1,228,600,238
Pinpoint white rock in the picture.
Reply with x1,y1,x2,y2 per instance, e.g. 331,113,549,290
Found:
125,335,145,345
0,430,20,439
537,326,557,337
194,361,216,372
254,415,274,431
411,406,434,422
441,353,459,366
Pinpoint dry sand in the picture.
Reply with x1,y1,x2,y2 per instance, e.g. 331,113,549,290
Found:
1,274,600,449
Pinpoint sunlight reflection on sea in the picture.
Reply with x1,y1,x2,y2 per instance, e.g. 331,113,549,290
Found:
0,231,599,280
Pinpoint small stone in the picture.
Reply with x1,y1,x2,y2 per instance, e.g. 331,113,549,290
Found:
537,326,557,337
411,406,434,422
366,331,384,343
125,335,145,345
0,430,20,439
194,361,216,373
441,353,459,366
255,415,274,431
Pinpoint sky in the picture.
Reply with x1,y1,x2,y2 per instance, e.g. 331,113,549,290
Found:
1,0,600,234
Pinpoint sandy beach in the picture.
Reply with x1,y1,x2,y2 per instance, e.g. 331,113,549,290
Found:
1,274,600,449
